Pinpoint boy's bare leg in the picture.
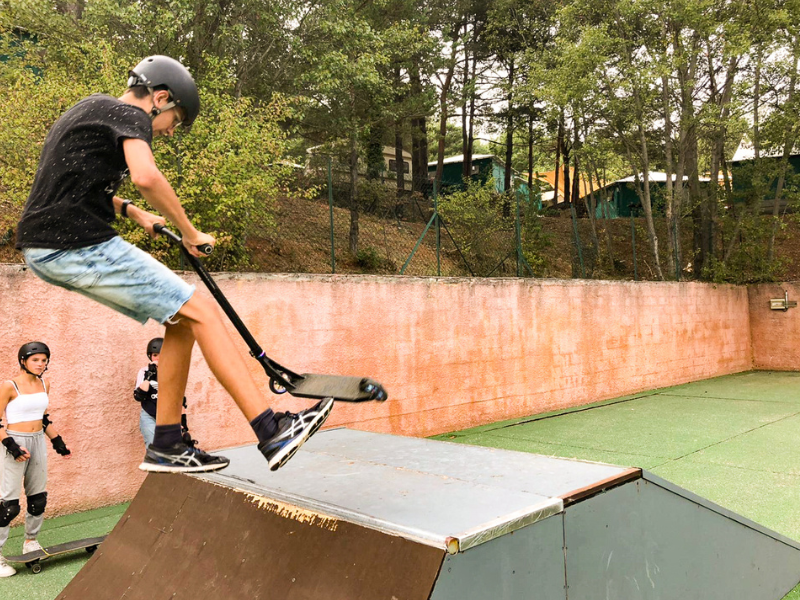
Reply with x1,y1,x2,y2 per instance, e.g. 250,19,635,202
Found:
147,291,333,473
156,320,195,425
158,293,266,422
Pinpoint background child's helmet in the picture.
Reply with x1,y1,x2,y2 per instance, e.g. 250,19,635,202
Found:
147,338,164,359
127,55,200,128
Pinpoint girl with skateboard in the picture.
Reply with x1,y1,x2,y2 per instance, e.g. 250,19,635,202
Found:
0,342,72,578
16,56,332,475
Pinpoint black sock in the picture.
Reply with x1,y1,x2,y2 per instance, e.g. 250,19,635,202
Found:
250,409,278,443
153,424,183,449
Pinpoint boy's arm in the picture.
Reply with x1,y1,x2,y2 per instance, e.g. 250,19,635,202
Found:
122,138,215,257
113,196,165,236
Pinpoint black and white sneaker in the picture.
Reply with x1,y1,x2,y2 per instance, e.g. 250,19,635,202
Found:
139,443,231,473
259,397,334,471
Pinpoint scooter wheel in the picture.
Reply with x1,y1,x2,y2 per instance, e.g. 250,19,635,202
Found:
269,373,289,395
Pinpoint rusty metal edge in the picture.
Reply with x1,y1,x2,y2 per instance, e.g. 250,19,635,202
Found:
559,468,642,507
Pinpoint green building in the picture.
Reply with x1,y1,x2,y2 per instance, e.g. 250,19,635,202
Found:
729,141,800,214
594,173,713,219
427,154,535,205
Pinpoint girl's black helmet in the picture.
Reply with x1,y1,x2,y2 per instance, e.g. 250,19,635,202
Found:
147,338,163,359
18,342,50,366
127,55,200,128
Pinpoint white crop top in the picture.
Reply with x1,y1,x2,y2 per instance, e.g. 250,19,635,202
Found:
5,379,49,424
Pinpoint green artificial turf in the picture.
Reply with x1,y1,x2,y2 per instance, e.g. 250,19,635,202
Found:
6,370,800,598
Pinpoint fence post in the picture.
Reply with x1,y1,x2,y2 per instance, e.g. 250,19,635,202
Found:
515,190,522,277
570,201,586,278
673,221,680,281
434,180,441,276
328,157,336,274
629,205,638,281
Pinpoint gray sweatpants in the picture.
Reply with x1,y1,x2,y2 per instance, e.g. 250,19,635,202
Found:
0,430,48,550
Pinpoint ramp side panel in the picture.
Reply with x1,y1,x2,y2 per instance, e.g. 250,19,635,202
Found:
430,513,567,600
564,479,800,600
642,470,800,550
57,474,445,600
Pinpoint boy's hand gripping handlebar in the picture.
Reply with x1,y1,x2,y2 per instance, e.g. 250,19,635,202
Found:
153,223,213,256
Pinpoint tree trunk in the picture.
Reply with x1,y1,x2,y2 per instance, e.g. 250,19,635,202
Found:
632,82,664,280
434,44,459,192
395,127,405,193
504,58,515,197
394,67,405,197
768,37,799,262
662,72,677,280
723,48,763,265
576,119,600,260
554,110,563,206
465,49,478,182
462,26,470,181
674,29,700,277
528,114,534,192
409,65,428,195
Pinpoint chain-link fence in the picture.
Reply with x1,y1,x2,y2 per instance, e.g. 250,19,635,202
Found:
237,157,683,281
0,162,719,282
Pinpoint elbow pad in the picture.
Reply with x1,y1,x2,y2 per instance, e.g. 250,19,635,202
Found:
134,387,148,403
42,413,52,429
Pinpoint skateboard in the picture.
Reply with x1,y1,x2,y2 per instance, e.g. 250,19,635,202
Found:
154,225,388,403
5,535,106,574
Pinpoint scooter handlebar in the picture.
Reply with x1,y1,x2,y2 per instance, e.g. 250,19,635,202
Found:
153,224,213,255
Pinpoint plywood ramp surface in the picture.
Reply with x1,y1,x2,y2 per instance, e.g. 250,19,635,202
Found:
56,473,444,600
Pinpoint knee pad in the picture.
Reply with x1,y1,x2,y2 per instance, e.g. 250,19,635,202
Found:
0,499,20,527
27,492,47,517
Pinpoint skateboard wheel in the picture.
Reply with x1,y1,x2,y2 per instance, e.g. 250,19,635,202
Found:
86,545,98,554
31,563,42,574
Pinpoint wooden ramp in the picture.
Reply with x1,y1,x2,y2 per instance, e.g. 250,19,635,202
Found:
57,429,800,600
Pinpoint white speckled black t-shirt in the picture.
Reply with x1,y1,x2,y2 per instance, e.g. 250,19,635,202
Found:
16,94,152,250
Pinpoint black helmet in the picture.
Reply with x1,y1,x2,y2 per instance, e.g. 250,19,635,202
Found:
18,342,50,371
147,338,163,359
127,55,200,128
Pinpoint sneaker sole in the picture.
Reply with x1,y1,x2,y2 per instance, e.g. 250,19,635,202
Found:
269,397,334,471
138,460,230,474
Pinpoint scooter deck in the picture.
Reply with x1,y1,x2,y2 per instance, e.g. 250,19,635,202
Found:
290,374,387,402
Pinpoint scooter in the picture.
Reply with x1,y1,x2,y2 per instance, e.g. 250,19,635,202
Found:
154,224,388,403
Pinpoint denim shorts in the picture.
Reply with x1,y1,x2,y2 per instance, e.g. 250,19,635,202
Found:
24,236,195,325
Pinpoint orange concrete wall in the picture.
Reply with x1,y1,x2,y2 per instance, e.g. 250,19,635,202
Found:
749,282,800,370
0,264,753,516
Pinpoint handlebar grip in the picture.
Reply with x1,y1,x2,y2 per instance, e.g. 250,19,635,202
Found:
153,224,213,255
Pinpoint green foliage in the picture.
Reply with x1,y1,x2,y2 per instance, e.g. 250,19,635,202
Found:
519,204,552,276
0,34,127,221
704,217,786,284
355,246,383,270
